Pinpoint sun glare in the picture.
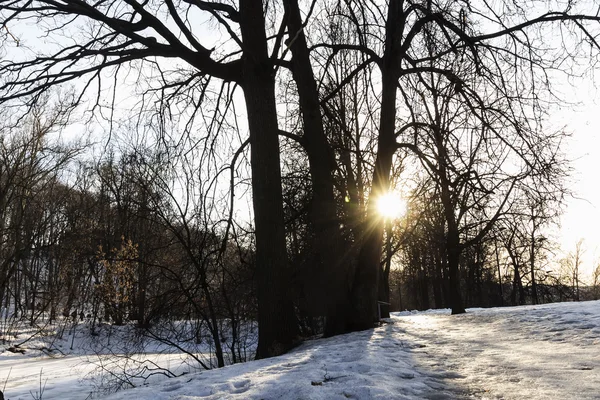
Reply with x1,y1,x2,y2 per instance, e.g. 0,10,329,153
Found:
376,192,406,219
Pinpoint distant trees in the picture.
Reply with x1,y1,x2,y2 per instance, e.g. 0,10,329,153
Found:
591,263,600,300
88,142,259,367
0,131,259,365
0,101,81,324
561,239,585,302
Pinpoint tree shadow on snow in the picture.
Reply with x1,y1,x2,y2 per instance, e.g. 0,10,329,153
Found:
213,320,477,399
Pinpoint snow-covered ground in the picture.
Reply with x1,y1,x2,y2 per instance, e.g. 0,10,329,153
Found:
0,322,219,399
2,301,600,399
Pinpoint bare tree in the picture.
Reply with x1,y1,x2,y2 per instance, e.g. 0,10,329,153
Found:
592,262,600,300
561,239,585,301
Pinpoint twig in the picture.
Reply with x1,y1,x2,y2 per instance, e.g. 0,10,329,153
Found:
29,368,47,400
2,367,11,392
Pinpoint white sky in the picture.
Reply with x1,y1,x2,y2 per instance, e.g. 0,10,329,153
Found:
557,96,600,279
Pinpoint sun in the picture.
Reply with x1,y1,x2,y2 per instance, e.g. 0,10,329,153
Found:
376,192,407,219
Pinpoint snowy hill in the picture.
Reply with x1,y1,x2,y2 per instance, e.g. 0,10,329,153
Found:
2,301,600,399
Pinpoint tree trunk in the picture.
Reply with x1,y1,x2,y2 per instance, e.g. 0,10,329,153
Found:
441,246,450,307
348,0,404,331
467,258,475,306
437,131,465,314
397,279,404,311
349,77,396,329
419,262,430,311
378,221,393,319
511,262,525,306
282,0,349,336
432,251,444,308
239,0,299,359
495,240,504,306
529,228,538,305
447,241,466,314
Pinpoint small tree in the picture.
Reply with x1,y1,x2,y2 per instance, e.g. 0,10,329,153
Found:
560,239,585,302
96,238,138,326
592,263,600,300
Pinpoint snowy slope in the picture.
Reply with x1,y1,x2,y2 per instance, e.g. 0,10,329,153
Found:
2,300,600,399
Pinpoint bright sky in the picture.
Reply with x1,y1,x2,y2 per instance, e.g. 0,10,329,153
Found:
555,93,600,280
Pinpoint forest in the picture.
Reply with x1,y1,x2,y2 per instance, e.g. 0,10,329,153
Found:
1,0,600,373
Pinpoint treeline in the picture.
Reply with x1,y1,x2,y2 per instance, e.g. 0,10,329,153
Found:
0,116,256,366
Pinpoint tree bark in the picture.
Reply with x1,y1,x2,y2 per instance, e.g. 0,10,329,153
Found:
378,220,393,319
447,237,466,314
348,0,404,330
349,74,397,329
529,222,538,305
239,0,299,359
282,0,349,336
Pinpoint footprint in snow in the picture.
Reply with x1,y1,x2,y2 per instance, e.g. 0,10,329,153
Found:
190,387,213,397
575,323,595,329
231,378,251,393
399,372,415,379
162,383,183,392
353,363,371,374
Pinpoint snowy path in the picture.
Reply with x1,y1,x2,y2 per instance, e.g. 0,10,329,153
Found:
101,301,600,400
2,301,600,399
398,303,600,399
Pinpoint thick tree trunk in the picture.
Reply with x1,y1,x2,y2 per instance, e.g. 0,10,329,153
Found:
239,0,299,359
350,227,383,329
348,0,404,331
349,76,398,329
282,0,349,336
378,272,391,318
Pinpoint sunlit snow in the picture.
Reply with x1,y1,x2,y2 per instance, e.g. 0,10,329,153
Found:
2,301,599,399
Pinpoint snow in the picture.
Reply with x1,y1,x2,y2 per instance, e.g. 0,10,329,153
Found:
2,300,600,399
0,322,216,399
